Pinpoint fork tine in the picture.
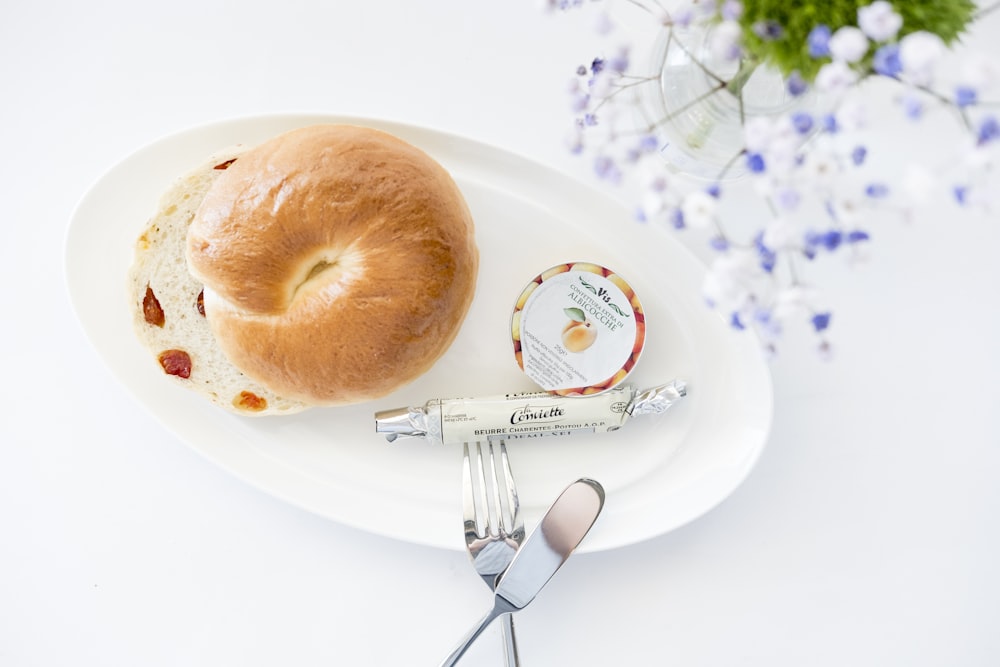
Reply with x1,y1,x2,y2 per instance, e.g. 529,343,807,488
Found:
485,441,505,537
497,441,522,537
487,441,518,536
462,442,478,538
473,442,491,536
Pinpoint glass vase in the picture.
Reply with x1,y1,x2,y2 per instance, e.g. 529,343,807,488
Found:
637,24,814,181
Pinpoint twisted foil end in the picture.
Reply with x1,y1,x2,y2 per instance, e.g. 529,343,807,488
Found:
374,406,429,442
627,379,688,417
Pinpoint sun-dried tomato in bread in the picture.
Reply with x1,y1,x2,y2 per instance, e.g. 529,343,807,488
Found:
196,289,205,317
213,158,237,170
158,349,192,378
143,285,165,327
233,391,267,412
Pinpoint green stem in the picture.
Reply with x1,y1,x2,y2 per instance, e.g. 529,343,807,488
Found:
725,57,761,97
725,58,761,126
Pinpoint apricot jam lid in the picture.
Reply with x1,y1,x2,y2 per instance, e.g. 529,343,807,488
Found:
510,261,646,396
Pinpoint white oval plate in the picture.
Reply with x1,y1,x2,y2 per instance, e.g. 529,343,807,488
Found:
65,113,772,552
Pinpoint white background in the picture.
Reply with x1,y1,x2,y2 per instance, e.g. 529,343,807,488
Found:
3,1,999,665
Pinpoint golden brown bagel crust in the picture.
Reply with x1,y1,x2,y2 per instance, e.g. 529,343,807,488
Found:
186,124,478,405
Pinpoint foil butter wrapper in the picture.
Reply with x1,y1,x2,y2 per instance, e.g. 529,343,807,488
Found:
374,380,687,446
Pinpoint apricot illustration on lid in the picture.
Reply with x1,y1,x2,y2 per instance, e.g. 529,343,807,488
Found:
561,307,597,352
510,261,646,396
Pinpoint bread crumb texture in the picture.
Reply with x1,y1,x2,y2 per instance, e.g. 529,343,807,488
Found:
127,147,309,416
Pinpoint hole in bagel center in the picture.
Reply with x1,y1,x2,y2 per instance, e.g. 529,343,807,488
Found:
306,260,336,282
293,249,364,301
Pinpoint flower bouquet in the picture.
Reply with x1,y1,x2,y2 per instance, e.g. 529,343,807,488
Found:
553,0,998,357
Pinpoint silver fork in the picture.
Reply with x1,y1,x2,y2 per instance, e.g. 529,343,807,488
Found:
463,441,525,666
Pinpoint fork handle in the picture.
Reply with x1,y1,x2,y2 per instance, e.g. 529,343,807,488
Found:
500,613,520,667
439,604,505,667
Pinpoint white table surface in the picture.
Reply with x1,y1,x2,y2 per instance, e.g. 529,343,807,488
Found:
3,1,999,665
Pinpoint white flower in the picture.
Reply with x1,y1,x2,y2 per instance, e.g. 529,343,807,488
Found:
834,97,867,132
702,250,758,310
766,152,798,177
828,27,870,63
709,20,743,62
764,135,800,175
962,143,996,170
744,115,799,175
681,190,717,229
638,190,668,221
771,286,820,321
815,60,860,94
899,31,946,86
959,53,1000,91
800,149,841,189
762,216,798,250
744,116,776,153
857,1,902,42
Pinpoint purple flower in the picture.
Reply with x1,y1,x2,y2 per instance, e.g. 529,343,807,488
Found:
753,20,784,41
955,86,978,108
786,71,808,97
637,134,659,152
584,113,598,126
709,236,730,251
706,183,722,198
846,230,870,243
865,182,889,198
754,232,777,273
607,51,630,74
594,155,622,184
591,58,604,75
746,152,766,173
730,312,746,330
976,115,1000,146
721,0,743,21
811,312,832,332
791,112,814,135
902,95,923,120
953,185,968,205
851,145,867,166
806,229,843,254
669,208,685,229
820,230,843,251
808,25,832,58
821,113,838,133
872,43,902,77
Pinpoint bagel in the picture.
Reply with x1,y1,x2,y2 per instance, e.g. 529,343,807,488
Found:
185,124,479,406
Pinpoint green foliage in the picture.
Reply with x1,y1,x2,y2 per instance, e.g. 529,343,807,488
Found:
736,0,977,81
